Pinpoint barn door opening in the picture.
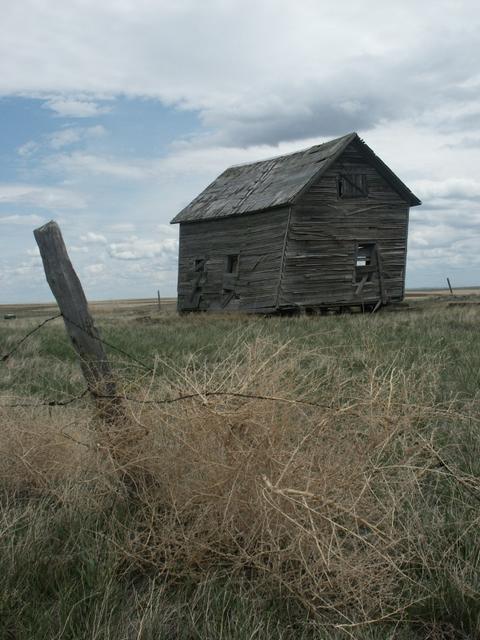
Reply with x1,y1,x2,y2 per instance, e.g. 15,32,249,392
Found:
353,243,387,304
222,253,240,308
354,243,377,296
188,257,207,309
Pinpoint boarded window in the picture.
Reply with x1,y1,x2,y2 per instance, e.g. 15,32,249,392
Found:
338,174,368,198
225,254,239,274
354,243,376,284
194,258,206,272
189,258,207,308
223,254,239,293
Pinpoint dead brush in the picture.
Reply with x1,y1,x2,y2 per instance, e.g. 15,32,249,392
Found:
99,336,445,625
0,332,472,630
0,408,95,493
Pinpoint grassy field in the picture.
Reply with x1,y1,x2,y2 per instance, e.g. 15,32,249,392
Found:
1,295,480,639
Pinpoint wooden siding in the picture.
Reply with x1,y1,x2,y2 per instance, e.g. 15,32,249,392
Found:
177,208,290,312
279,141,410,308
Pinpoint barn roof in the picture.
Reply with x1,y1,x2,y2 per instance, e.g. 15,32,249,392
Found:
171,132,421,224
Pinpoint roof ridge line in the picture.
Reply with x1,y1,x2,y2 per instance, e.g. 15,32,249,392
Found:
170,131,420,224
227,132,356,170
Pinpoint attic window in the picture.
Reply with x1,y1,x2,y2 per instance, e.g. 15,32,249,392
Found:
355,243,376,283
226,254,239,274
338,174,368,198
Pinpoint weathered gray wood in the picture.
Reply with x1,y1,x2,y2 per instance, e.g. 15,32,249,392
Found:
34,221,122,421
275,207,292,308
355,274,368,296
176,208,290,312
375,246,387,305
174,135,420,314
447,277,454,295
172,133,419,224
278,142,409,309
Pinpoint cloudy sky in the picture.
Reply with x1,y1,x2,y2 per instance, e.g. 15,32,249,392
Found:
1,0,479,303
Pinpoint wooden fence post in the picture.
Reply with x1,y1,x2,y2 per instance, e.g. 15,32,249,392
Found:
447,277,454,296
34,221,123,422
157,289,161,312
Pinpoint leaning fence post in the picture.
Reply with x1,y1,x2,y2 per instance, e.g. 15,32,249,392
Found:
446,277,455,296
34,220,123,422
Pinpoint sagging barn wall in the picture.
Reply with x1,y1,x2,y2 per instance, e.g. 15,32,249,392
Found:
177,208,290,312
278,141,410,309
175,134,418,314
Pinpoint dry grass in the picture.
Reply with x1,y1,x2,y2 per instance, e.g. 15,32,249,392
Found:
2,323,479,638
1,305,480,638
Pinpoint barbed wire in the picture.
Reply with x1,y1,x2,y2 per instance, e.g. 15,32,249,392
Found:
60,312,154,372
1,389,329,410
1,313,62,363
1,311,153,372
1,389,90,408
2,307,475,416
1,310,157,408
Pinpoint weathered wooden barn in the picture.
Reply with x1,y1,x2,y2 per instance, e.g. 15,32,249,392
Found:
171,132,421,313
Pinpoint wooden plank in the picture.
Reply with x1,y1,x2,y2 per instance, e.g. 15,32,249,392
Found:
34,221,123,422
177,208,290,312
279,150,409,309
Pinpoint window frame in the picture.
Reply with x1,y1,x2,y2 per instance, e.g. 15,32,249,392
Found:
353,242,377,285
193,257,207,272
225,254,239,275
337,174,369,199
223,253,240,294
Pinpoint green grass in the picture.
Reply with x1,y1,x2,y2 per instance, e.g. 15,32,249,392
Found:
0,300,480,638
2,302,479,400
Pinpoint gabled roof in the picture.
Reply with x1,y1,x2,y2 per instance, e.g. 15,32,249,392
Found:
171,133,421,224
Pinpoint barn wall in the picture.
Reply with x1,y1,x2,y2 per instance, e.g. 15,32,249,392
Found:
177,208,290,312
279,141,410,308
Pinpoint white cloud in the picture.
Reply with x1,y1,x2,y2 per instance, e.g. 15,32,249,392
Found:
49,128,82,148
413,178,480,202
0,184,86,209
44,152,151,180
0,1,479,145
409,236,480,269
17,125,108,159
85,262,105,274
48,124,106,149
1,1,480,298
80,231,107,244
410,223,468,249
44,98,111,118
17,140,39,157
0,255,43,281
108,222,135,233
0,213,44,225
108,235,178,261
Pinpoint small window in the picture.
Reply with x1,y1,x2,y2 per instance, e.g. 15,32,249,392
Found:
225,254,239,274
223,254,239,294
338,174,368,198
194,258,206,272
354,243,376,283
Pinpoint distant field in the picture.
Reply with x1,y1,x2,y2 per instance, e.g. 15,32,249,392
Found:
1,296,479,639
406,286,480,298
0,297,178,318
1,287,479,317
